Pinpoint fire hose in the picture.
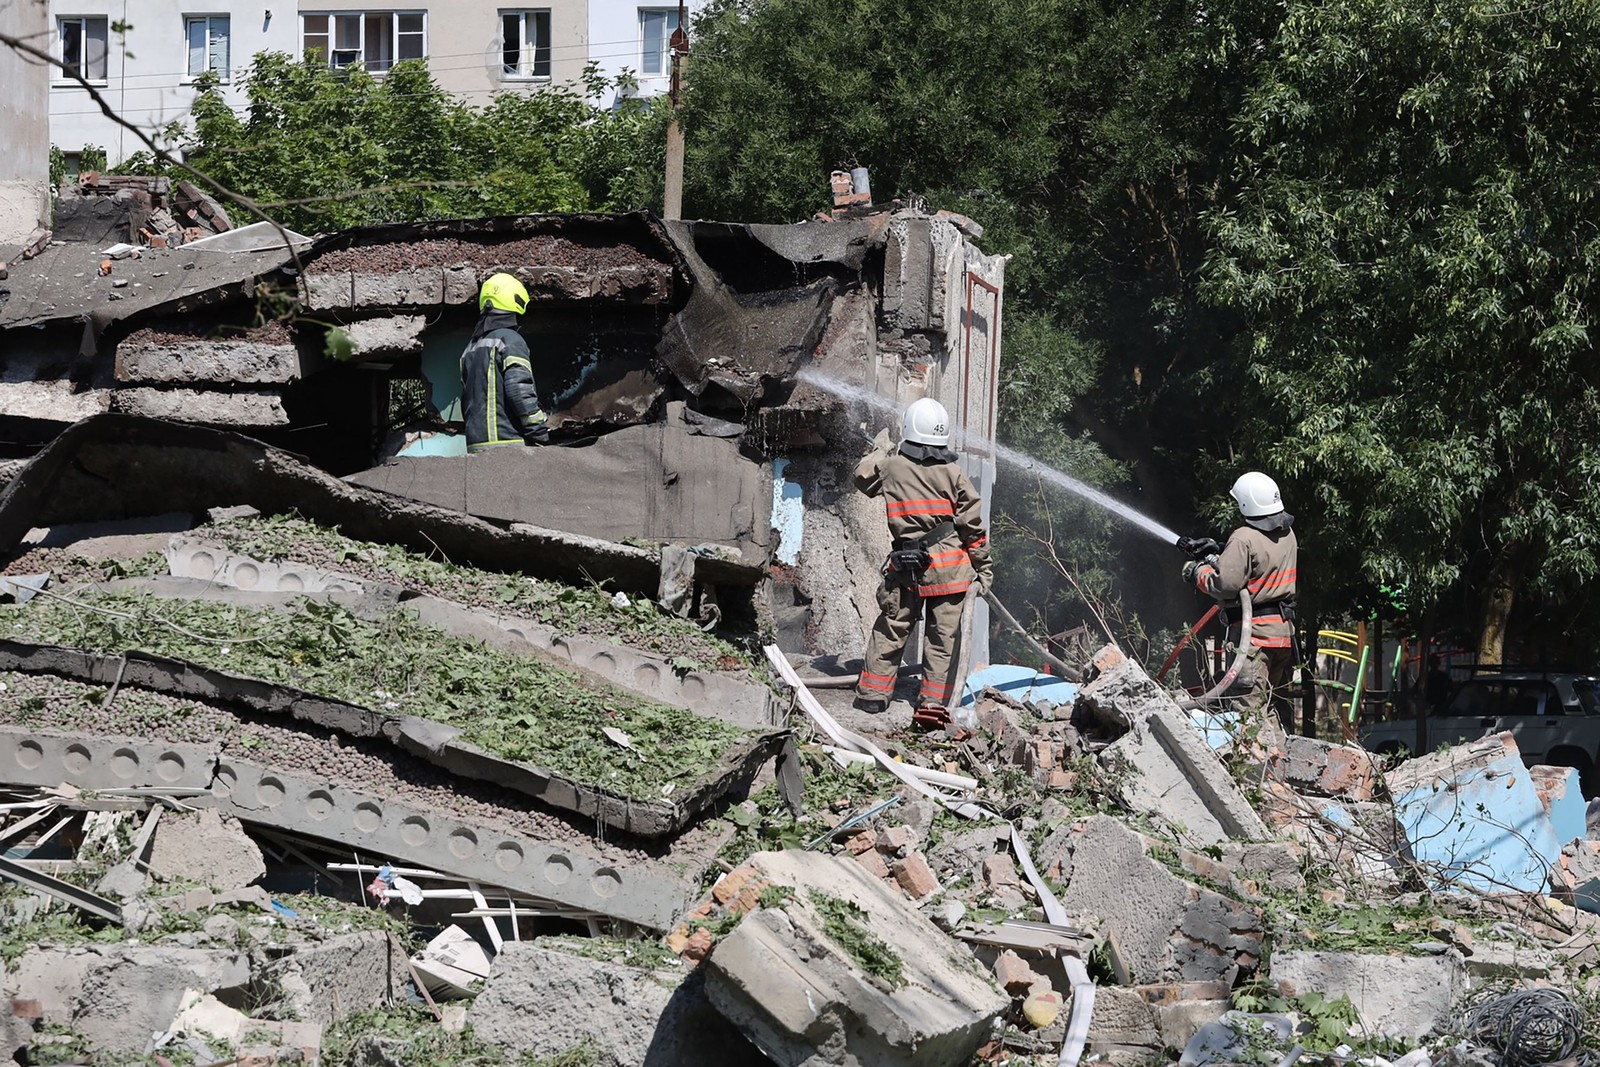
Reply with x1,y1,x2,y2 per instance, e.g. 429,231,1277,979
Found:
1176,588,1252,710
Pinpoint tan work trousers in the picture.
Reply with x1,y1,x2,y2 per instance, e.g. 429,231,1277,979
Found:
1241,644,1296,745
856,580,968,707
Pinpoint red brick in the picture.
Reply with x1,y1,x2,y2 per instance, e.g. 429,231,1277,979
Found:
712,867,755,905
8,998,42,1020
992,949,1046,996
854,848,891,880
665,925,692,955
892,852,940,899
876,825,913,854
731,886,763,915
1092,646,1127,672
981,854,1020,889
844,831,876,854
683,928,714,964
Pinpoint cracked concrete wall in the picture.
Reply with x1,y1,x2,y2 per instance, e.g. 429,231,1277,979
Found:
0,0,48,246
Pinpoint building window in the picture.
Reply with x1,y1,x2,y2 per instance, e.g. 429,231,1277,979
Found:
302,12,425,73
638,8,678,77
58,16,109,82
186,15,231,80
500,10,551,80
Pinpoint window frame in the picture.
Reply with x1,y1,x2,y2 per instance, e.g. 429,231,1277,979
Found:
300,10,427,73
637,7,679,78
183,13,232,83
56,15,110,85
499,9,552,81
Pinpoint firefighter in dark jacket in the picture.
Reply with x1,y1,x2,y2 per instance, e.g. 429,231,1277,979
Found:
460,273,550,453
853,397,993,730
1183,471,1298,738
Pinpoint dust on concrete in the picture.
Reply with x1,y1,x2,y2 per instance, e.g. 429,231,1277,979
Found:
305,237,658,276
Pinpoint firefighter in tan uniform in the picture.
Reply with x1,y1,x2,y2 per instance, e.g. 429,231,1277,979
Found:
853,398,994,729
1183,471,1299,737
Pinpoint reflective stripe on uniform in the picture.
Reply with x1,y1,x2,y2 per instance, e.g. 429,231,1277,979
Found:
858,669,896,693
1248,568,1297,595
886,498,957,518
918,579,972,597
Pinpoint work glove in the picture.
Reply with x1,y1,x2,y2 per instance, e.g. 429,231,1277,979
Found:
871,427,894,455
523,425,550,446
970,574,990,597
1181,560,1201,586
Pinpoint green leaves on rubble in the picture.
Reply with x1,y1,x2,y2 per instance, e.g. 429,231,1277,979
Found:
0,591,744,797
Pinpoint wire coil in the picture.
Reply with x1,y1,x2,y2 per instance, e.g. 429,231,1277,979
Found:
1461,987,1590,1067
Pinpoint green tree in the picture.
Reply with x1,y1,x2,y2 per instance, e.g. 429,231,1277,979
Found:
1202,0,1600,662
183,55,662,231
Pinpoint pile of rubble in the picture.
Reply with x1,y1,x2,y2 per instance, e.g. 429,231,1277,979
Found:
55,172,233,249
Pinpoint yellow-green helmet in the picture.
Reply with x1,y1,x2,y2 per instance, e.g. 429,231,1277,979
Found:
479,273,530,314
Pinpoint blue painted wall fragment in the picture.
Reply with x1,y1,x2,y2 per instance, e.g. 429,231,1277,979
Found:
1393,754,1561,895
959,663,1078,710
1188,707,1243,750
771,458,804,565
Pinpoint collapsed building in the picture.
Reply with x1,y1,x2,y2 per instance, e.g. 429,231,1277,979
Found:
2,201,1598,1067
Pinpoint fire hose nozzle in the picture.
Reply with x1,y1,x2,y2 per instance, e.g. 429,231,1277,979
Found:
1176,535,1222,559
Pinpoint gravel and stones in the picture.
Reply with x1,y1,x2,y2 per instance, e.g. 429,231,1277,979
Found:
305,237,660,276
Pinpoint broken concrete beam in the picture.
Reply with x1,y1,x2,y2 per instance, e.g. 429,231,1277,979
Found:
468,943,760,1066
881,217,935,331
112,386,289,427
147,808,266,890
700,850,1008,1067
341,314,427,358
1270,949,1465,1040
0,726,699,929
113,332,305,385
1271,735,1379,801
1386,731,1562,894
1060,816,1264,986
0,379,111,423
1081,646,1268,845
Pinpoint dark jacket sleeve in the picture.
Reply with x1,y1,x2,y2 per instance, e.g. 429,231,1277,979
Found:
497,332,548,433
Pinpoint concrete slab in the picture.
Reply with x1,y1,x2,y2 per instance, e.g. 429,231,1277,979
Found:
1082,646,1269,846
1270,949,1465,1040
1387,731,1561,894
0,725,695,929
468,944,764,1066
700,850,1008,1067
113,333,305,385
1060,816,1264,986
262,931,408,1027
348,412,769,558
0,413,709,596
164,538,778,729
0,633,782,839
112,386,289,427
1271,736,1380,801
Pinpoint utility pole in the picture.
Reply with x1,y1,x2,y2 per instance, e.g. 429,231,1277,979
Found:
662,0,689,220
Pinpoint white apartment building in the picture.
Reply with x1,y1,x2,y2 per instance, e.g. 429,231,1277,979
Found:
46,0,702,166
586,0,706,108
49,2,296,168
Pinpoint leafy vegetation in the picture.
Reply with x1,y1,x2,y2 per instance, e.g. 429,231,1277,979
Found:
199,513,758,673
0,592,746,797
179,58,663,231
808,890,905,989
321,1006,604,1067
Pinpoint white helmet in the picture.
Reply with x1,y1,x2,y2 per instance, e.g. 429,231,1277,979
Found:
901,397,951,448
1231,471,1283,518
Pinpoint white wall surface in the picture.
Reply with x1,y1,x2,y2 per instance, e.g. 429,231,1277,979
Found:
48,1,295,165
586,0,705,106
